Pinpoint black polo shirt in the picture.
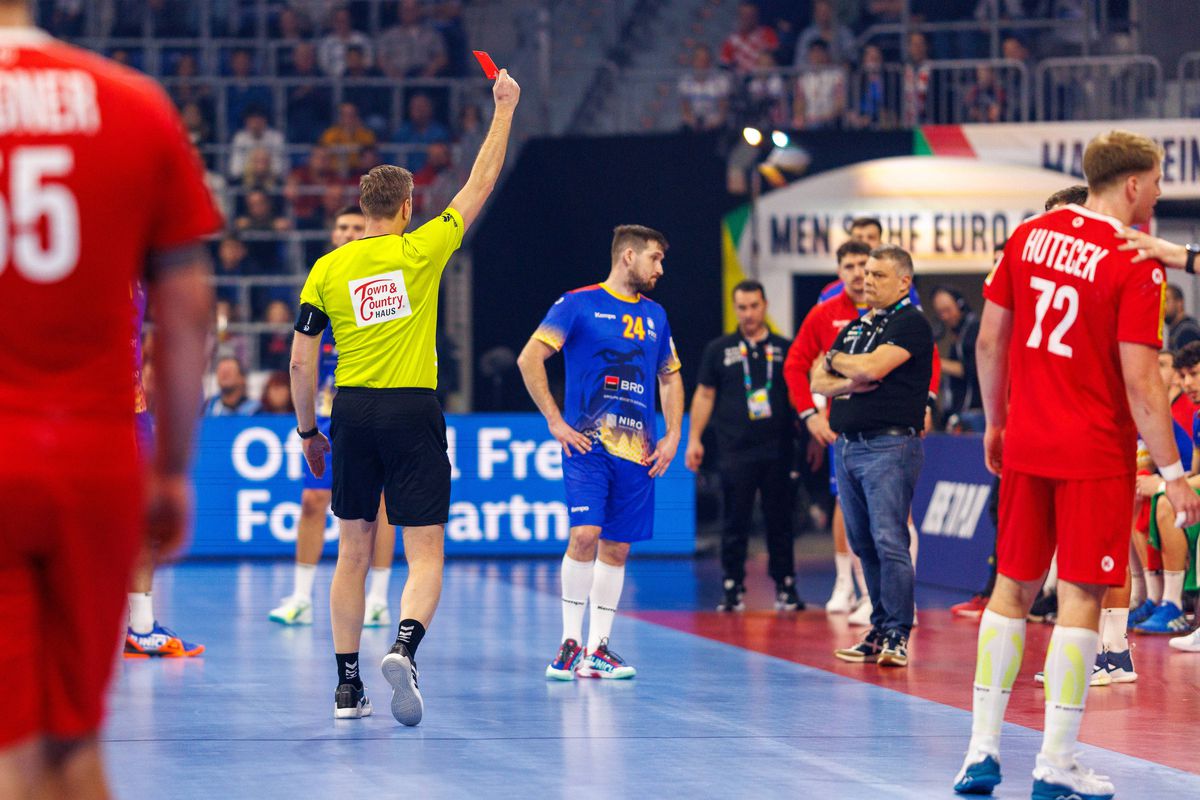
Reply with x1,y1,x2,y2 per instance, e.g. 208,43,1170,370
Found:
696,331,793,465
828,298,933,434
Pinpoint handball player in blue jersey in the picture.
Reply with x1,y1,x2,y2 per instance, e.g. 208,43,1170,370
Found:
518,225,684,680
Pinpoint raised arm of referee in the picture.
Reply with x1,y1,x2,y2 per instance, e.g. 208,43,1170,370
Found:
289,69,520,727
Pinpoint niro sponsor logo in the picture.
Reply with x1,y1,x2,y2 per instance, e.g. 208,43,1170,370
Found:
921,481,991,540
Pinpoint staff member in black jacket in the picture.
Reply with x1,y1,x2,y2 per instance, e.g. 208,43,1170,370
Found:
686,280,803,613
812,245,932,668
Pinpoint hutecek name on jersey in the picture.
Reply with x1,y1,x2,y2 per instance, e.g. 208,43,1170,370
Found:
534,284,681,464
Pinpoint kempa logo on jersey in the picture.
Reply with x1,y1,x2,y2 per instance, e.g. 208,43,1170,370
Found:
594,312,617,320
349,270,412,327
603,375,644,394
921,481,991,540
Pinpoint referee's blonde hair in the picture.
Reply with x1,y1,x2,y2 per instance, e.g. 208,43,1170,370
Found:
1083,130,1163,193
359,165,414,219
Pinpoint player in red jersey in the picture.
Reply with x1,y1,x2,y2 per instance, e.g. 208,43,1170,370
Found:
784,239,938,619
0,5,221,797
953,131,1200,799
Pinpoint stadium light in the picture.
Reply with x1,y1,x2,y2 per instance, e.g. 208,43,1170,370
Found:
771,130,789,148
742,126,763,147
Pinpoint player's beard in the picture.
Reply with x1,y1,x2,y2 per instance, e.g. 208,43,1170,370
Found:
631,272,658,293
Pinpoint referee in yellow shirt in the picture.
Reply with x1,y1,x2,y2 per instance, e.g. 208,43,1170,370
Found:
291,69,520,727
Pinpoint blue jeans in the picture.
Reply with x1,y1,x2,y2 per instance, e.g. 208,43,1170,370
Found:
835,435,924,637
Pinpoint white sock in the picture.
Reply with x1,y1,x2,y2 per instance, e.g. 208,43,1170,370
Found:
851,555,868,598
834,552,852,586
1042,555,1058,593
1130,572,1147,607
1145,569,1163,604
293,562,317,602
908,520,919,567
1163,569,1185,609
586,560,626,653
1040,626,1098,767
560,555,593,645
128,592,154,635
1100,608,1129,653
968,610,1026,757
366,567,391,605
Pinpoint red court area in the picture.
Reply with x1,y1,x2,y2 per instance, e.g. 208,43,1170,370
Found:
632,607,1200,775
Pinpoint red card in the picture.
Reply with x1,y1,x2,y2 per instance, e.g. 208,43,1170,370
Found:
473,50,499,80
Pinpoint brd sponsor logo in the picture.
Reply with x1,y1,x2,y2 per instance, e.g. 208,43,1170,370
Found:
921,481,991,540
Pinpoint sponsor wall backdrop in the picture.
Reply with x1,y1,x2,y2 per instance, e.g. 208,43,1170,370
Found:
911,434,996,593
189,415,695,557
919,120,1200,200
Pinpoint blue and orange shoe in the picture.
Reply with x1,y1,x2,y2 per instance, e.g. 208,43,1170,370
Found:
124,622,205,658
545,638,584,681
578,638,636,680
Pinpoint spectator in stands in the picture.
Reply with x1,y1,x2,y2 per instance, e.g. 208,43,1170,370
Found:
275,7,308,41
234,147,282,195
377,0,448,79
1166,285,1200,350
225,48,273,130
792,39,846,130
343,45,391,135
931,286,983,430
214,235,256,302
204,356,261,416
720,1,779,75
320,101,377,175
236,190,291,234
678,45,732,132
259,303,294,374
412,142,456,222
963,64,1007,122
180,101,212,147
456,103,485,161
393,92,450,172
1002,34,1033,68
283,41,333,142
229,107,287,180
258,371,295,415
794,0,856,65
846,43,889,128
45,0,85,37
745,51,789,129
168,52,213,121
285,145,347,227
431,0,469,77
902,31,931,125
287,0,333,31
318,6,374,77
195,144,230,221
152,0,199,38
356,145,384,174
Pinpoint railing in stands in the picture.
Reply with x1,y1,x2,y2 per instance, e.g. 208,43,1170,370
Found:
1035,55,1163,121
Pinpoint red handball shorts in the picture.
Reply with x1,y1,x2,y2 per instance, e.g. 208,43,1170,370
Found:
996,467,1134,588
0,416,143,746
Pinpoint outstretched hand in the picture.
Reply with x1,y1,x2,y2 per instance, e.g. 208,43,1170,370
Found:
493,68,520,111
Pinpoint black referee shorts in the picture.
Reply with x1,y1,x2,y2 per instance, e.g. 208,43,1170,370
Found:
330,387,451,527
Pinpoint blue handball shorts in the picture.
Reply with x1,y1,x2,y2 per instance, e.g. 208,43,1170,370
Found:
302,417,333,492
828,443,839,497
562,447,654,543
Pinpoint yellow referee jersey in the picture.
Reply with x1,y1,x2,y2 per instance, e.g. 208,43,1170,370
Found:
299,207,464,389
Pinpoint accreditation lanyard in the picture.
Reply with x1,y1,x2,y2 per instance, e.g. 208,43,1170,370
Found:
739,339,774,420
846,297,911,355
738,339,773,394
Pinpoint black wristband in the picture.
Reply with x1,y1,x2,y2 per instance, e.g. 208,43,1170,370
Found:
1186,243,1199,275
798,408,817,421
297,425,320,439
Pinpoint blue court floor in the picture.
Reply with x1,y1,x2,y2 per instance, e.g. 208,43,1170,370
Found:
105,560,1200,798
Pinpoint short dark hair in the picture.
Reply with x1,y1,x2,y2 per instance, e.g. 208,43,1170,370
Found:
335,204,364,220
732,279,765,300
850,216,883,236
1167,284,1185,302
1175,341,1200,371
808,38,830,53
217,355,245,375
611,225,668,263
1044,185,1088,211
870,244,914,277
359,165,413,219
836,239,871,263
